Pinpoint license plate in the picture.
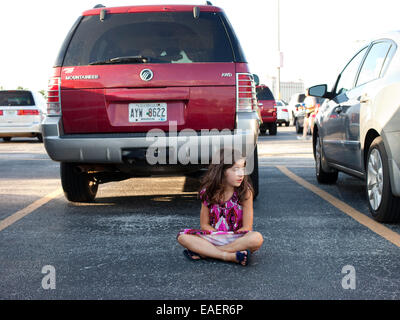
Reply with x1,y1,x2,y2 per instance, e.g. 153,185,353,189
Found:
5,110,17,116
129,103,167,123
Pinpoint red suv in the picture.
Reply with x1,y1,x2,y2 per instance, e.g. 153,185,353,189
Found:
256,85,277,135
43,4,260,202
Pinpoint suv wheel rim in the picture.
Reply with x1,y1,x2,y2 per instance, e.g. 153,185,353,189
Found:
367,148,383,211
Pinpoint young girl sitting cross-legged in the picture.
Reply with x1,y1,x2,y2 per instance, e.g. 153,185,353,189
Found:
177,147,264,266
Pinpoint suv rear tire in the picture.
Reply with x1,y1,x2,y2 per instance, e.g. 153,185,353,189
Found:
249,146,259,199
315,134,338,184
61,162,98,202
366,137,400,222
269,123,277,136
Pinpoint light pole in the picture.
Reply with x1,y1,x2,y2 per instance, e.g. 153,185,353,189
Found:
277,0,281,100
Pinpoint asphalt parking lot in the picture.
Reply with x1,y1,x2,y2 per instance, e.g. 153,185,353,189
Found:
1,126,400,300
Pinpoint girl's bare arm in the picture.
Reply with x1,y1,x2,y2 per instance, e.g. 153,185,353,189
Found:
200,203,217,232
236,189,254,232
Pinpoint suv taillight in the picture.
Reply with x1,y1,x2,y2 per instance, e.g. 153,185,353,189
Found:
236,73,257,112
0,110,3,116
47,77,61,116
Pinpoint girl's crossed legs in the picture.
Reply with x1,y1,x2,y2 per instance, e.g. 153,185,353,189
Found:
177,231,263,265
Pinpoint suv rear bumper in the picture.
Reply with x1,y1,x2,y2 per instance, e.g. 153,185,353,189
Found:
42,114,259,164
261,115,277,123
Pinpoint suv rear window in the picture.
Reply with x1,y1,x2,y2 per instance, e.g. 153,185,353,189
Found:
256,87,274,100
0,91,35,106
63,12,236,66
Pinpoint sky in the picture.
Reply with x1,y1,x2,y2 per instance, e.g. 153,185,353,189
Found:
0,0,399,93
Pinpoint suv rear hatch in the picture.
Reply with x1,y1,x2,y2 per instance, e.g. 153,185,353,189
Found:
55,6,247,134
256,86,276,119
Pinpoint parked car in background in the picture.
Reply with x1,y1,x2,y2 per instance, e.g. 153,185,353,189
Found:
42,4,260,202
309,32,400,222
294,96,325,134
275,100,290,126
288,92,306,125
256,85,277,135
0,90,46,142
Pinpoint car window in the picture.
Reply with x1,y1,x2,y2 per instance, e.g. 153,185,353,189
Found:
289,94,303,105
297,94,305,103
0,91,35,106
380,43,397,77
356,41,392,86
63,12,235,66
335,47,368,96
256,87,274,100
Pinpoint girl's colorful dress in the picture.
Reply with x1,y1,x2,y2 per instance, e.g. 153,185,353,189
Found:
177,188,249,246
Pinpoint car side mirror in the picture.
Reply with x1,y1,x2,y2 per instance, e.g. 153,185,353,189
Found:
253,74,260,87
307,84,328,98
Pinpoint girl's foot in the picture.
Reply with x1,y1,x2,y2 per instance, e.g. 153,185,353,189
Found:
235,250,251,266
183,249,202,261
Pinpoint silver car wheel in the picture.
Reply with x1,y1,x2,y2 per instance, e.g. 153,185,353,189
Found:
367,148,384,211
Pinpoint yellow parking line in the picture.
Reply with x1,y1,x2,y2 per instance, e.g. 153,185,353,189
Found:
0,188,63,232
276,165,400,248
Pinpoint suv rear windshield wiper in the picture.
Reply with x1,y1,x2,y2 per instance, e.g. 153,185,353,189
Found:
89,56,149,65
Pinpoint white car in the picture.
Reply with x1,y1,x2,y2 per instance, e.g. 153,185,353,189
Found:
276,100,290,126
0,90,47,142
287,92,306,124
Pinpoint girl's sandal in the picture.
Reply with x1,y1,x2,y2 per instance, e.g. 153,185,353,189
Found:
236,249,251,266
183,249,203,261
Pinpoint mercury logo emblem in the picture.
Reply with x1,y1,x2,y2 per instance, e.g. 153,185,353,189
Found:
140,69,154,81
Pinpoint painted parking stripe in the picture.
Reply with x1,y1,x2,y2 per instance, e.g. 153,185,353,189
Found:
0,188,63,232
276,165,400,248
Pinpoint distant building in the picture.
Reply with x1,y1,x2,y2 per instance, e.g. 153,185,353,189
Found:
263,76,305,103
273,79,305,103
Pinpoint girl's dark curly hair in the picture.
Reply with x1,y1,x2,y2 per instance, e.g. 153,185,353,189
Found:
198,148,255,205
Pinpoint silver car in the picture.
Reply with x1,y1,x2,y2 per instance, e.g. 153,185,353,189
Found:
308,32,400,222
288,92,306,125
0,90,46,142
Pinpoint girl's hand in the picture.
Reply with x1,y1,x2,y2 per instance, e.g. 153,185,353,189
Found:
202,225,217,232
236,227,252,233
